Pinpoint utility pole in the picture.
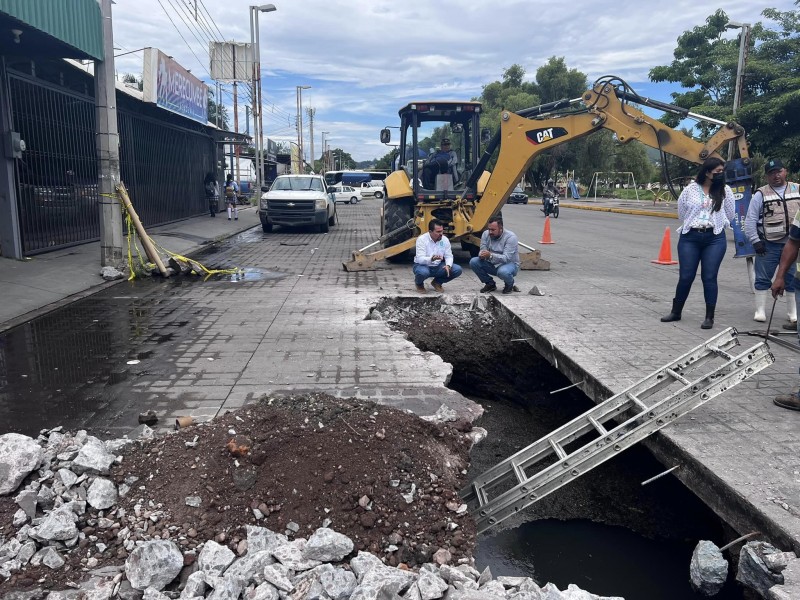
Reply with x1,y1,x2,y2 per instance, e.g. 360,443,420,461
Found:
96,0,123,267
307,107,315,173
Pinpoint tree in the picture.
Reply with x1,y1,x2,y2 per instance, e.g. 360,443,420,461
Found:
207,90,229,130
121,73,143,91
650,5,800,171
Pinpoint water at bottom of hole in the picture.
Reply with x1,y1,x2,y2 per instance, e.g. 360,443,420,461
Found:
474,518,744,600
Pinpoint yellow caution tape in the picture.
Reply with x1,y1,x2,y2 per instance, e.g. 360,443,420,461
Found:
108,192,239,280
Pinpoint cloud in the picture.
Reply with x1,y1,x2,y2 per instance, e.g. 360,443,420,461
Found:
110,0,792,162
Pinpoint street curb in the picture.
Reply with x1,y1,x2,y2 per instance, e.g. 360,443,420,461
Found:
558,202,677,219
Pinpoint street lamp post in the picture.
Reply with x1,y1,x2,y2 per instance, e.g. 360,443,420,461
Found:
321,131,329,172
250,3,277,195
296,85,311,173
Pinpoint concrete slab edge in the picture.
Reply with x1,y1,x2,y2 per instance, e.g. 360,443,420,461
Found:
498,301,799,552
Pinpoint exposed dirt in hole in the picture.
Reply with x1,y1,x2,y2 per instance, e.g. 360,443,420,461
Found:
372,296,728,543
0,393,476,593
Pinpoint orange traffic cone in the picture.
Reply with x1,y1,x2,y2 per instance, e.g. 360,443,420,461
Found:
651,227,678,265
539,216,555,244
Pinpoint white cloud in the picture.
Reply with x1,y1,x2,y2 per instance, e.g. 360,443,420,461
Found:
109,0,793,162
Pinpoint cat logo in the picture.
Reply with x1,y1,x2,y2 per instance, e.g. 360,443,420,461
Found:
527,126,568,145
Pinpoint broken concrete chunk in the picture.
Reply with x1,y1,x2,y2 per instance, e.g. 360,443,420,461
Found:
71,436,115,475
690,540,728,596
272,539,322,572
87,477,118,510
0,433,44,495
32,506,78,541
245,525,288,555
197,539,236,576
100,266,125,281
125,539,183,591
302,527,354,562
737,541,785,598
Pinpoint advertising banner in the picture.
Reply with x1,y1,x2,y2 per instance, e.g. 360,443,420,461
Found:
209,42,253,83
143,48,208,124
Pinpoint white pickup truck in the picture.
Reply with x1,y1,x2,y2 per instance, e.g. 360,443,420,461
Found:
359,181,385,199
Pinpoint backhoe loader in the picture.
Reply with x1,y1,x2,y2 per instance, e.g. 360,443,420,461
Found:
342,76,751,272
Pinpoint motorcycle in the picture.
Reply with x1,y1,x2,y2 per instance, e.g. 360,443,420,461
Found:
542,191,560,218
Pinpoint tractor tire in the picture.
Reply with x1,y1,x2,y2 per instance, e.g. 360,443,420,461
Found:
383,197,415,263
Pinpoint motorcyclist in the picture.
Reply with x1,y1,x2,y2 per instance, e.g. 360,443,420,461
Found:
542,179,557,214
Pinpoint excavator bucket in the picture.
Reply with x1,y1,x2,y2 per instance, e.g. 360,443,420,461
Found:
343,251,379,272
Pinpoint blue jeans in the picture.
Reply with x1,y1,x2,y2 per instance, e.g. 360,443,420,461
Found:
413,263,462,286
754,240,796,292
674,229,727,305
675,229,728,306
469,257,519,288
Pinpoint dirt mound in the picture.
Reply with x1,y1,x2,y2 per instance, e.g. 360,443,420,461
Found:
0,393,477,593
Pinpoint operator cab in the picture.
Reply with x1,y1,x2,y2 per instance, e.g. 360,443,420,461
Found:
380,101,483,201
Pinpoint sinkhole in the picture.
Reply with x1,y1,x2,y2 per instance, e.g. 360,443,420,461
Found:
370,295,746,600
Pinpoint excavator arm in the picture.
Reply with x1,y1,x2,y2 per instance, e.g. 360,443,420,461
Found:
343,79,748,272
470,81,748,234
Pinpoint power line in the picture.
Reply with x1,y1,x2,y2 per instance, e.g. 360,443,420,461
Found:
197,0,226,42
156,0,210,78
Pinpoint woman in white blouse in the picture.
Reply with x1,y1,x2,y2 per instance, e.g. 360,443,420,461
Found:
660,157,736,329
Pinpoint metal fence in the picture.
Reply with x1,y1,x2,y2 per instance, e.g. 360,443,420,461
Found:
8,67,216,255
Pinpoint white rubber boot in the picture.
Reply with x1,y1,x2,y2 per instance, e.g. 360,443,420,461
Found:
753,290,768,322
788,292,797,324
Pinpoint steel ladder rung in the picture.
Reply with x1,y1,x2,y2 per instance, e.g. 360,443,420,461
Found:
587,415,608,435
665,367,691,386
625,392,648,411
548,438,567,460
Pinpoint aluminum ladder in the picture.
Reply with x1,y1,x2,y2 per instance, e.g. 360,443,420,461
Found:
461,327,774,535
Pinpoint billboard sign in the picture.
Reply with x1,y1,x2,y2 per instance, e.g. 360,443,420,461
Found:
209,42,253,83
143,48,208,124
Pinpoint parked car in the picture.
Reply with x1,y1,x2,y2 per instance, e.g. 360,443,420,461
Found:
507,185,528,205
359,181,385,199
331,184,362,204
259,174,337,233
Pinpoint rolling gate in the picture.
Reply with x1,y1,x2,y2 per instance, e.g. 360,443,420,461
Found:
5,58,218,255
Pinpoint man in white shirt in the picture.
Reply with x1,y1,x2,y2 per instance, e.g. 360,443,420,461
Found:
413,219,463,293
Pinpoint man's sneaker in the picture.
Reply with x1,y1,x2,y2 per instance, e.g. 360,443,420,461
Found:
502,285,514,294
774,392,800,411
432,282,444,293
479,283,497,293
784,322,798,331
415,283,426,294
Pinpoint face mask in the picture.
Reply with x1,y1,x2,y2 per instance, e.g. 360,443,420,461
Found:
712,173,725,184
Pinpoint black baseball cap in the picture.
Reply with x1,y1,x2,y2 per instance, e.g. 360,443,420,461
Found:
765,158,785,173
441,138,451,145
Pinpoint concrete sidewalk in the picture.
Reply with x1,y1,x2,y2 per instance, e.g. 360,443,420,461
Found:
0,206,260,331
0,196,674,332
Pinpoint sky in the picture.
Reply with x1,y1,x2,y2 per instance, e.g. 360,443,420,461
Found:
109,0,796,164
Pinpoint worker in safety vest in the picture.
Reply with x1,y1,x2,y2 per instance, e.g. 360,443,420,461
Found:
744,158,800,327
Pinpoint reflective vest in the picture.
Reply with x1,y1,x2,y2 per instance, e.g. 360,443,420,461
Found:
759,182,800,242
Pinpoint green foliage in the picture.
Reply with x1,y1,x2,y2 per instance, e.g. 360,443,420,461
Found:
207,90,229,130
649,4,800,169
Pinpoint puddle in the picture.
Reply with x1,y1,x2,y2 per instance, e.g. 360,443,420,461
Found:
226,268,285,283
371,296,745,599
0,281,210,436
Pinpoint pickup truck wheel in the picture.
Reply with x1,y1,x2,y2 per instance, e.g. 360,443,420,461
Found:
374,191,384,199
383,197,415,262
262,222,273,233
328,209,336,226
319,220,330,233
